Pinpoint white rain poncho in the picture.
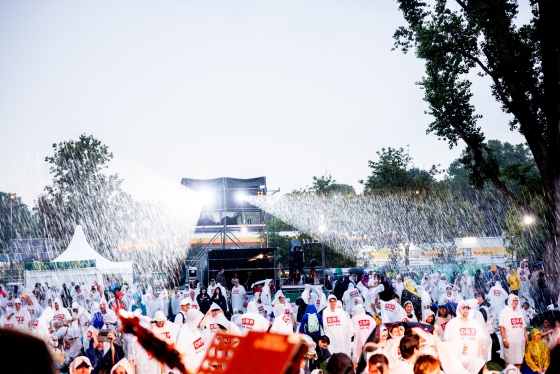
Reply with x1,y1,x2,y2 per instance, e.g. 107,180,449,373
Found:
323,299,353,356
379,299,404,323
238,312,270,333
55,324,83,359
270,293,294,335
171,289,182,315
460,271,474,299
176,308,206,374
421,309,435,325
351,304,376,364
313,286,327,311
231,284,246,312
201,305,220,346
33,307,54,343
444,301,486,374
517,263,530,298
498,294,526,365
465,299,493,362
24,293,43,324
52,299,71,325
215,313,242,336
99,299,118,326
158,288,170,317
12,304,31,332
143,287,159,318
396,301,418,322
439,284,461,304
110,358,134,374
342,283,356,313
488,281,509,317
365,281,385,315
394,277,405,300
301,285,312,304
129,336,162,374
415,285,432,310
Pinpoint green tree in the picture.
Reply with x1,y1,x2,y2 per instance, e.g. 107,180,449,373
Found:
35,134,131,255
0,192,39,253
393,0,560,269
293,174,356,197
359,147,440,193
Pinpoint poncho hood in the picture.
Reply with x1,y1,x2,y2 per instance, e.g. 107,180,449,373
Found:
110,358,134,374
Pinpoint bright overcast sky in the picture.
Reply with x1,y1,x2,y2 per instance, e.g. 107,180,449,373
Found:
0,1,525,206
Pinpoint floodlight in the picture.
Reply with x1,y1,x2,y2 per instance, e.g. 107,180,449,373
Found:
318,224,327,233
236,192,247,202
199,190,214,205
523,215,535,225
240,226,248,233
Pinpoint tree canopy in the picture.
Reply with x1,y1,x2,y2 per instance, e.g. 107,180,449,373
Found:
359,146,439,193
35,134,131,254
394,0,560,268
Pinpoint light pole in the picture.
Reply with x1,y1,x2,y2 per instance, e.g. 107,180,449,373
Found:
8,193,16,282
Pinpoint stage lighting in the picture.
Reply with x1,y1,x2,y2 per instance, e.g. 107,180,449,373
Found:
199,190,214,205
236,192,248,202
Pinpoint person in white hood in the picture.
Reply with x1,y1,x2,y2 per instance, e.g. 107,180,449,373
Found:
439,284,460,304
99,299,118,327
246,292,265,316
460,270,474,299
200,302,222,345
110,358,134,374
238,311,270,333
396,301,418,322
488,281,509,317
176,305,206,373
342,283,362,314
380,293,404,323
215,312,242,335
444,300,485,373
322,295,352,357
230,279,247,312
152,310,179,344
171,286,182,315
12,298,31,332
270,291,294,334
152,310,180,374
394,276,405,300
366,279,385,315
52,298,71,329
33,306,55,345
351,304,376,365
499,293,527,369
22,292,43,324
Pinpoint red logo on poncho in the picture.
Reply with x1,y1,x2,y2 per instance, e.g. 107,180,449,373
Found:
209,323,217,331
33,320,39,327
358,319,370,327
54,314,65,320
4,324,14,329
350,290,359,297
258,306,264,312
402,318,409,322
161,332,171,339
16,316,24,323
28,309,34,315
459,327,476,336
192,304,198,309
441,321,448,330
282,315,291,323
193,337,204,350
326,316,340,324
511,318,523,326
385,304,395,311
242,318,255,326
493,290,501,295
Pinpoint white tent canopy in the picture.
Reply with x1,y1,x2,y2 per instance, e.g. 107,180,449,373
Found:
25,225,133,289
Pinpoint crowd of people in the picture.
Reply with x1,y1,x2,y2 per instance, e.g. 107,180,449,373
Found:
0,260,559,374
